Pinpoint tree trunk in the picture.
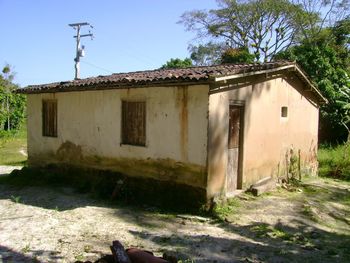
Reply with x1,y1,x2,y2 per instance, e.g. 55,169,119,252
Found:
6,95,10,131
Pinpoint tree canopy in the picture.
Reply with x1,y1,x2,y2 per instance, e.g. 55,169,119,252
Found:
160,58,193,69
180,0,313,62
0,65,26,132
180,0,349,64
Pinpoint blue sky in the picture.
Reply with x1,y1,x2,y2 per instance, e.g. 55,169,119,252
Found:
0,0,217,87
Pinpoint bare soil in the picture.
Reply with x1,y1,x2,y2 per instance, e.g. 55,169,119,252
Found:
0,167,349,263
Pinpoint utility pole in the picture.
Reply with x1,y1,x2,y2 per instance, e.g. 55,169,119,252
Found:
69,22,93,80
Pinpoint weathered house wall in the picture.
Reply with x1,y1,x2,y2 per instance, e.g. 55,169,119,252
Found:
207,75,319,197
27,85,209,189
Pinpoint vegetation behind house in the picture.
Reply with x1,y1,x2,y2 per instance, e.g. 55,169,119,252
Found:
318,142,350,181
0,64,26,134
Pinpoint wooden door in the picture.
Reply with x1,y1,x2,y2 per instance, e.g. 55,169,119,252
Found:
227,105,242,193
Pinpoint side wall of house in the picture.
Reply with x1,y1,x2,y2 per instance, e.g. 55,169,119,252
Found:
207,74,319,197
27,85,209,189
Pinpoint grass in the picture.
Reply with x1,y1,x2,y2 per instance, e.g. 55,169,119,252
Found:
10,195,22,203
318,142,350,181
250,224,292,240
0,127,27,166
212,198,241,221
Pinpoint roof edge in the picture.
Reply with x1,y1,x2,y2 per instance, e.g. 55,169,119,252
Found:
212,63,328,104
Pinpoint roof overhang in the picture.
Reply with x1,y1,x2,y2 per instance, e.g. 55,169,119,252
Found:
211,64,328,104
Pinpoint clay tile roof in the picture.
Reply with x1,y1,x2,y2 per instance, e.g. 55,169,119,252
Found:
17,61,328,103
18,61,298,94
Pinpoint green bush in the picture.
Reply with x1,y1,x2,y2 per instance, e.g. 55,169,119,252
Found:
318,142,350,180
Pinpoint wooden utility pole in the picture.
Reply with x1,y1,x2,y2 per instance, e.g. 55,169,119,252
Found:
68,22,93,80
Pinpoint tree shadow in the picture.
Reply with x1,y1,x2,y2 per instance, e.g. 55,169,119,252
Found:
1,176,349,262
0,244,63,262
0,183,109,211
127,218,350,263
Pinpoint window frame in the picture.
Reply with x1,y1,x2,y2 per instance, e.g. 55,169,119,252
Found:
281,106,288,118
121,100,146,147
42,99,58,137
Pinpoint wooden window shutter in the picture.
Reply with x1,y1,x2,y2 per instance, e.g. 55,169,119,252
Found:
122,101,146,146
42,100,57,137
228,106,240,149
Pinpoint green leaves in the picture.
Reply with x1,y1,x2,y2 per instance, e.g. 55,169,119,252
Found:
160,58,193,69
180,0,312,62
0,65,26,132
221,47,255,64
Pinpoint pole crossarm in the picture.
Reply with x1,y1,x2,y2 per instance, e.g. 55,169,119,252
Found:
69,22,89,27
74,34,93,38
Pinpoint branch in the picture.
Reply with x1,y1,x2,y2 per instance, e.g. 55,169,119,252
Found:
319,0,336,30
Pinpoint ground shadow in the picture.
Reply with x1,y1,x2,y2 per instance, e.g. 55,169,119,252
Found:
0,183,109,211
127,218,350,262
0,244,63,263
1,176,349,262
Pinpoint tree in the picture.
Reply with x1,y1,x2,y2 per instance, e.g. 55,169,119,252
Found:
180,0,349,64
0,65,26,132
180,0,313,62
188,42,224,66
291,0,350,41
160,58,193,69
221,47,255,64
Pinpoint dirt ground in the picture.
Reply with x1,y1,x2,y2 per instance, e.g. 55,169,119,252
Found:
0,167,349,263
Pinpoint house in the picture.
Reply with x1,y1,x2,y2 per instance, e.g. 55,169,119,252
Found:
18,61,326,204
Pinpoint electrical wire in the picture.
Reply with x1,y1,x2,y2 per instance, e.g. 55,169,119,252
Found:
81,60,114,74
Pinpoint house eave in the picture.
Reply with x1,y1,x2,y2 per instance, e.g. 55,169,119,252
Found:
211,64,328,104
16,79,210,94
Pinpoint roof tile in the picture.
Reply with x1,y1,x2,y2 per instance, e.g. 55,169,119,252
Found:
19,61,295,94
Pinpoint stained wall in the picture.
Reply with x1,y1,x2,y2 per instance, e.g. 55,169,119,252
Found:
27,85,209,188
207,74,320,197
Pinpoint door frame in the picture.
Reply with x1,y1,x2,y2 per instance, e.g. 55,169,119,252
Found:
227,100,245,191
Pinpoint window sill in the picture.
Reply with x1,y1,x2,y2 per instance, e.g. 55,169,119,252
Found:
120,143,147,148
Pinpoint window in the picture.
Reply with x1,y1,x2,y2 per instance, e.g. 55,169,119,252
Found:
122,101,146,146
42,99,57,137
281,106,288,118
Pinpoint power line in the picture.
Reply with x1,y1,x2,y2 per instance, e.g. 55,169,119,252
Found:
81,60,114,74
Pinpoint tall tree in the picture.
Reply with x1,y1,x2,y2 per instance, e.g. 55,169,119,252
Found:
291,0,350,41
180,0,349,64
180,0,313,62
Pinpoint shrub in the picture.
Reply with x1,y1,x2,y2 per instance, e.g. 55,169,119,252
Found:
318,142,350,180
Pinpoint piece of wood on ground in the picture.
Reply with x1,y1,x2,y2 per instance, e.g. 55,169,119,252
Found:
176,215,211,222
250,177,276,196
126,248,169,263
110,240,131,263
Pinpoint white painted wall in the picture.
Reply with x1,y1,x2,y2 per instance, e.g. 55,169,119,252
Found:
27,85,209,167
